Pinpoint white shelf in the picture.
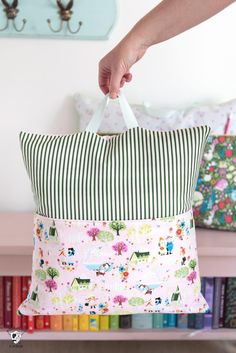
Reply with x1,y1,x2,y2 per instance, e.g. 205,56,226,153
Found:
0,212,236,276
0,328,236,341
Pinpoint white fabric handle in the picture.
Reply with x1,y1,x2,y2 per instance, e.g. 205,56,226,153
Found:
85,91,139,133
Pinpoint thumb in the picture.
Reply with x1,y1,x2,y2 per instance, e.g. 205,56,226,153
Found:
109,69,123,99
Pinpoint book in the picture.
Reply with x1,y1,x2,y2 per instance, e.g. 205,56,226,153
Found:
99,315,110,330
109,315,119,330
89,315,99,331
78,314,89,330
219,277,226,328
163,314,169,328
12,276,22,329
0,277,3,329
35,316,44,330
187,314,196,329
212,277,223,329
21,276,29,331
4,276,12,328
63,315,73,331
50,315,63,331
224,277,236,328
153,314,163,329
204,277,214,328
44,315,50,330
132,314,153,329
195,277,205,330
177,314,188,329
72,315,79,331
119,315,132,329
26,277,34,333
168,314,177,328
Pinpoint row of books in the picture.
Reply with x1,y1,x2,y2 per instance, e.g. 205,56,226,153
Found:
0,276,235,332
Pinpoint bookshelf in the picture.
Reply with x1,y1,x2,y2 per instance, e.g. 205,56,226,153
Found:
1,211,236,340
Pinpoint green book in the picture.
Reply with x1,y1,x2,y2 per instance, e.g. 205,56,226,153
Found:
152,314,164,329
109,315,119,330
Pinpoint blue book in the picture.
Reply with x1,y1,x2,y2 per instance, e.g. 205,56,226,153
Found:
168,314,177,327
188,314,196,328
152,314,163,329
163,314,169,327
212,277,223,329
177,314,188,329
131,314,153,329
204,277,214,329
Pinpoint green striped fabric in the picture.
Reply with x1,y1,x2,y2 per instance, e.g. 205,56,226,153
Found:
19,125,210,221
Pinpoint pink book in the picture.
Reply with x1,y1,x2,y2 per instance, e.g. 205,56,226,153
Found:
4,277,12,329
21,276,28,330
0,277,4,329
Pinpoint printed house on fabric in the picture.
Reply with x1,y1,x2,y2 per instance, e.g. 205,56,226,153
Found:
17,94,211,316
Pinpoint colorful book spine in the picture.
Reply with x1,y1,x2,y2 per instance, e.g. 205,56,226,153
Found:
50,315,63,331
224,277,236,328
212,277,223,329
35,315,44,330
4,276,12,329
89,315,99,331
26,277,34,333
109,315,119,330
132,314,153,329
219,277,226,328
44,315,50,330
0,277,3,329
119,315,132,329
177,314,188,329
78,314,89,331
204,277,214,329
21,276,28,331
163,314,169,328
187,314,196,329
99,315,110,330
168,314,177,328
72,315,79,331
153,314,163,329
12,276,22,329
63,315,73,331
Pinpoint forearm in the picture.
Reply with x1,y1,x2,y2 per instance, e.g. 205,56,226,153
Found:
122,0,235,50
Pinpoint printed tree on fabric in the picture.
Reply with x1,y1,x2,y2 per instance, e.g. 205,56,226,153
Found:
87,227,100,241
112,241,128,255
187,259,197,284
45,267,59,292
110,221,126,236
113,295,127,306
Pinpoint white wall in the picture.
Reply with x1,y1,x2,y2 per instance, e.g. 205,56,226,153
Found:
1,0,236,211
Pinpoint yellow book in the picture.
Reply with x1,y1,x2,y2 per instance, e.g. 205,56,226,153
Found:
99,315,109,330
89,315,99,331
63,315,73,331
72,315,79,331
78,314,89,331
50,315,63,331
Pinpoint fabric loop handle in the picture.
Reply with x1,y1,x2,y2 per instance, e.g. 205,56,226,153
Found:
85,91,139,133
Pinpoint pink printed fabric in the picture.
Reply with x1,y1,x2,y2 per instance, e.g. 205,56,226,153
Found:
18,210,209,316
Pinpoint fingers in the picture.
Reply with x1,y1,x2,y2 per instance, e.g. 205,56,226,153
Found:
109,71,133,99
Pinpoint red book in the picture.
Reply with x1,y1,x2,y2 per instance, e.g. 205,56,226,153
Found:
44,315,50,330
12,276,22,329
35,316,44,330
4,276,12,328
0,277,4,329
26,277,34,333
21,276,28,331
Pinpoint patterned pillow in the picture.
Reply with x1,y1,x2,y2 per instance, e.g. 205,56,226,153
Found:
74,93,236,133
17,95,211,316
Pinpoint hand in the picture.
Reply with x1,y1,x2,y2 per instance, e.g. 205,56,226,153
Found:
99,38,147,99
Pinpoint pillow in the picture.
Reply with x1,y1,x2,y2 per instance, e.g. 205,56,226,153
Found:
18,93,211,316
74,93,236,133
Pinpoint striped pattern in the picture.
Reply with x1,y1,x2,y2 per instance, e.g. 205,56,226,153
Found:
19,126,210,221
